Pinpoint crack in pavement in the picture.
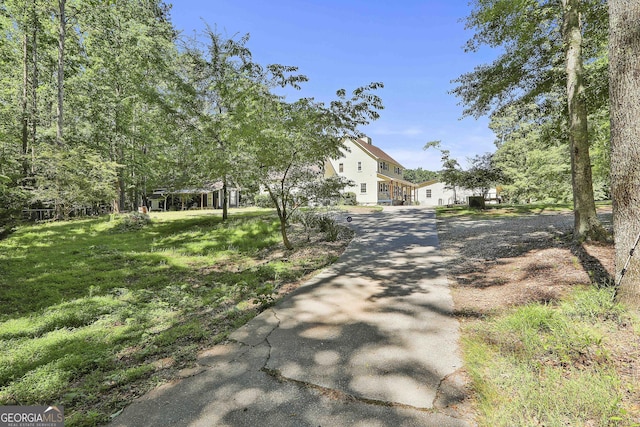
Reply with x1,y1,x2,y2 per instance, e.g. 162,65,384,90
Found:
262,308,281,369
260,365,473,425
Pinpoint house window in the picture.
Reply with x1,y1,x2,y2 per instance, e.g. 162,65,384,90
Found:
426,189,432,198
339,163,344,173
360,183,367,193
357,161,362,171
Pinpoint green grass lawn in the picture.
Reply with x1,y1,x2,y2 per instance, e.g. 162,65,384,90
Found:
436,200,612,219
463,288,637,426
0,209,339,426
436,202,574,219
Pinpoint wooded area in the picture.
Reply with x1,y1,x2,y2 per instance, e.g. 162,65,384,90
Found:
0,0,382,247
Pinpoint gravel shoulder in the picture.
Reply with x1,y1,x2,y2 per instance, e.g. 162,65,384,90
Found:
436,209,614,314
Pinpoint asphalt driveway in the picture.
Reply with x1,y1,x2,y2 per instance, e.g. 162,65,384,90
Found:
110,206,471,427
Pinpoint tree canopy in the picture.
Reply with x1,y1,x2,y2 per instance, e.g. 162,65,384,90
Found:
0,1,384,249
453,0,609,240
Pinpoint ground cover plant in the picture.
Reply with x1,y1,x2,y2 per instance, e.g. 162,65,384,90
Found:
437,203,640,426
0,209,351,426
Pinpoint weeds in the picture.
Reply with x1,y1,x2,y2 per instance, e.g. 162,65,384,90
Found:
464,288,634,426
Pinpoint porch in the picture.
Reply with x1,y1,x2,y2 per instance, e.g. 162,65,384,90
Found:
376,175,418,205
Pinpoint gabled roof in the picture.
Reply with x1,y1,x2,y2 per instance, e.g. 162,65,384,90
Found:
417,179,440,188
352,138,403,167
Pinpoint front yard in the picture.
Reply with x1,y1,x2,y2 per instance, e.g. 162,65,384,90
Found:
0,209,351,426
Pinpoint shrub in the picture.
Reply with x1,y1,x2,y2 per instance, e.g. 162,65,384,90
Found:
341,192,357,206
114,211,151,232
316,212,341,241
254,194,275,208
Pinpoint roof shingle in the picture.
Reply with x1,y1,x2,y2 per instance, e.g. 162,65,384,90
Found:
353,138,403,167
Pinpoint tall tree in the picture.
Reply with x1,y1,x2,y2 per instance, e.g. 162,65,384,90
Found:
424,141,465,203
463,153,505,198
609,0,640,306
78,0,178,211
181,29,308,221
453,0,609,240
55,0,66,145
561,0,605,240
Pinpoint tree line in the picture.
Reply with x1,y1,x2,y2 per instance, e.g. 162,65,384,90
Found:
0,0,383,247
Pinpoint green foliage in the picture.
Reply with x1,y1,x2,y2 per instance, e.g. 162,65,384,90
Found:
454,0,610,236
113,211,151,232
341,191,357,206
247,86,383,249
403,167,438,184
464,287,632,426
254,193,275,208
426,142,503,200
491,104,573,203
290,209,343,242
31,146,117,218
0,175,27,238
453,0,607,119
462,153,505,198
0,211,345,425
1,0,180,214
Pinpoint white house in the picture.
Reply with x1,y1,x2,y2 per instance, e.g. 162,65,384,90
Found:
325,137,418,205
416,180,499,207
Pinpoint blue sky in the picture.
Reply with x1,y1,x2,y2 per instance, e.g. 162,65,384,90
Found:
169,0,497,171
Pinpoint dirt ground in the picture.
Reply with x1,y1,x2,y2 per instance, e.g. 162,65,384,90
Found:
436,207,640,421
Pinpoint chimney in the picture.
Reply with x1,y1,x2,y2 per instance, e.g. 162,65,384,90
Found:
360,136,372,145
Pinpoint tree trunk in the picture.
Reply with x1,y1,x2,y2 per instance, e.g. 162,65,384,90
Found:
21,31,30,178
56,0,65,146
279,215,292,250
561,0,608,242
267,186,293,250
30,2,37,153
609,0,640,307
222,177,228,221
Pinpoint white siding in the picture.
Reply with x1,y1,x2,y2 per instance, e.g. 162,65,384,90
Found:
416,182,498,206
327,139,379,205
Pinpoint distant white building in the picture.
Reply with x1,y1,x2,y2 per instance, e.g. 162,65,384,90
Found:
148,182,240,211
416,180,498,207
325,137,418,205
